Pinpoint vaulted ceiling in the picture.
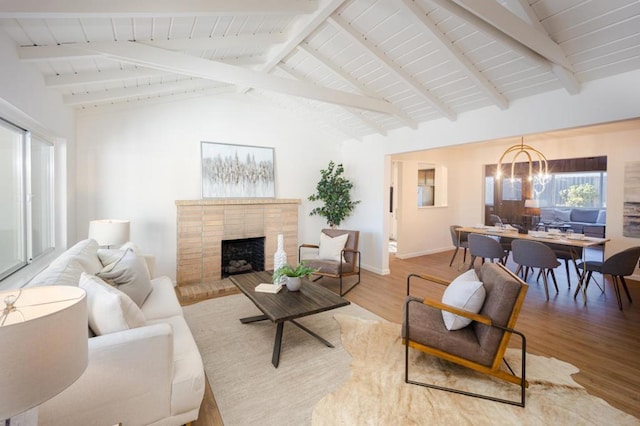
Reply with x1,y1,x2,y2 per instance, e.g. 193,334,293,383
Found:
1,0,639,139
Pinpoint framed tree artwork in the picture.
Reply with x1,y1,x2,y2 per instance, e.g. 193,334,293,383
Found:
201,142,275,198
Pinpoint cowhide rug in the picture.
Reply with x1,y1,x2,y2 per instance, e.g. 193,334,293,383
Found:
312,315,639,425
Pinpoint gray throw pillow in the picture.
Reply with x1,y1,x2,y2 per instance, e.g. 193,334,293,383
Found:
97,248,153,307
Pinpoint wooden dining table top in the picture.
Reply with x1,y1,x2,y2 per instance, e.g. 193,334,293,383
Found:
456,226,610,248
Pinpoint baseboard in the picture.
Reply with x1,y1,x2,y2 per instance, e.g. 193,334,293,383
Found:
361,264,390,275
395,247,451,260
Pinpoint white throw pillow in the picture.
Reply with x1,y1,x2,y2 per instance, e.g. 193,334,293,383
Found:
318,232,349,262
97,248,153,307
79,273,146,336
441,269,486,331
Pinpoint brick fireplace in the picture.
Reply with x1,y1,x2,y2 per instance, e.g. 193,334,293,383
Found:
175,199,300,294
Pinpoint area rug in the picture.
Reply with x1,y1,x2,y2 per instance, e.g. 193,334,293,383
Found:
182,293,383,426
313,315,639,425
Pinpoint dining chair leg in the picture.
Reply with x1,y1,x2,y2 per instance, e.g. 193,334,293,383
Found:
468,256,477,271
564,259,571,288
515,265,522,277
619,276,633,303
612,276,623,310
449,247,459,267
549,269,559,293
540,269,550,300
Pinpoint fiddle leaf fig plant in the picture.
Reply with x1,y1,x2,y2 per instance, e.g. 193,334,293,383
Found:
308,161,360,228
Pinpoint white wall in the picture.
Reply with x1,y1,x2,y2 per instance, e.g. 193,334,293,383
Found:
0,29,76,289
341,69,640,274
76,94,342,279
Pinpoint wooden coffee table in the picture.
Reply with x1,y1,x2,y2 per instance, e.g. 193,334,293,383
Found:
229,271,350,367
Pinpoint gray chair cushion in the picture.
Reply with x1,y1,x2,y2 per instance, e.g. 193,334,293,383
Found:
403,263,523,367
303,258,355,275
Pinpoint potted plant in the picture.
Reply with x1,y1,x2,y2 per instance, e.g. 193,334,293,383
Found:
273,262,317,291
308,161,360,228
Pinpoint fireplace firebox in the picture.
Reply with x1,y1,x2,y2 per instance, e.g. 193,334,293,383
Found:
221,237,265,278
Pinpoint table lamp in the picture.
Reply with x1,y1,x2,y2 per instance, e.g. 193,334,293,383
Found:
88,219,130,248
524,199,540,215
0,286,88,425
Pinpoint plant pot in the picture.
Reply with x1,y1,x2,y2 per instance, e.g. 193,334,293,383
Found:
286,277,302,291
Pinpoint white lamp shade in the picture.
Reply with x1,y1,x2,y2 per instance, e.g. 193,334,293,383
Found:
88,219,130,246
0,286,88,419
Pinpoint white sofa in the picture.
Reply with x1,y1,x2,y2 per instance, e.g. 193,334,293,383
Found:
26,239,205,426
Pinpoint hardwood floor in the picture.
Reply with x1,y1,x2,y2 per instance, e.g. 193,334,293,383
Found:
189,249,640,424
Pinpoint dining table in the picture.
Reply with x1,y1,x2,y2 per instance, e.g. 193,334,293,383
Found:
456,225,610,304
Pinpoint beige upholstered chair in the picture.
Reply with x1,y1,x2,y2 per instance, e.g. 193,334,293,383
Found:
299,229,361,296
403,263,529,406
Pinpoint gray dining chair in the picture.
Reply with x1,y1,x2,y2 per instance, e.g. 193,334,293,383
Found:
511,240,560,301
449,225,469,267
467,234,509,270
575,246,640,310
545,243,583,289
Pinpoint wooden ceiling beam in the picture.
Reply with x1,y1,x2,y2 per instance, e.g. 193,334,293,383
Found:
0,0,317,18
46,68,169,88
63,79,228,106
67,41,399,114
328,14,456,121
278,63,386,136
297,44,417,128
502,0,580,94
400,0,508,110
426,0,580,95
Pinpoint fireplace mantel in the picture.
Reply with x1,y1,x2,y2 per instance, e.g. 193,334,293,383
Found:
175,198,300,292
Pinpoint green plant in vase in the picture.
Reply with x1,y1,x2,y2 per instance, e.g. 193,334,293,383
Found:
273,262,317,291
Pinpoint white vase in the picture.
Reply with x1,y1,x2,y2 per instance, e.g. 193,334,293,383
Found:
286,276,302,291
274,234,287,283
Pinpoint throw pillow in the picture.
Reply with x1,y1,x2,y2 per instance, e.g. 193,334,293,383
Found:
318,232,349,262
97,248,128,272
97,248,153,307
441,269,486,331
79,273,146,336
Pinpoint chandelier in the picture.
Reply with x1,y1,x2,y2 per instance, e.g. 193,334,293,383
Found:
496,137,550,194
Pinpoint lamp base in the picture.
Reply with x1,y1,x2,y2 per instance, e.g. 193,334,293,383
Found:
1,407,38,426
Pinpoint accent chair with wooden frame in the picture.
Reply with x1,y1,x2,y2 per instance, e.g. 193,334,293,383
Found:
299,229,361,296
402,263,529,406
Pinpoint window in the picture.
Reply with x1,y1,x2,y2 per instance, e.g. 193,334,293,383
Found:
485,176,494,206
417,167,435,207
536,172,607,208
416,163,448,207
0,118,54,281
502,178,522,201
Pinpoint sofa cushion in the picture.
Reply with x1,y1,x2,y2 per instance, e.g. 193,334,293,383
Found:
441,269,486,331
29,256,84,287
570,209,599,223
97,248,153,307
318,232,348,262
596,209,606,224
555,209,571,222
80,273,146,335
141,276,184,321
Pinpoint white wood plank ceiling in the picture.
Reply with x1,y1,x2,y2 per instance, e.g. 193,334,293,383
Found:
1,0,639,139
